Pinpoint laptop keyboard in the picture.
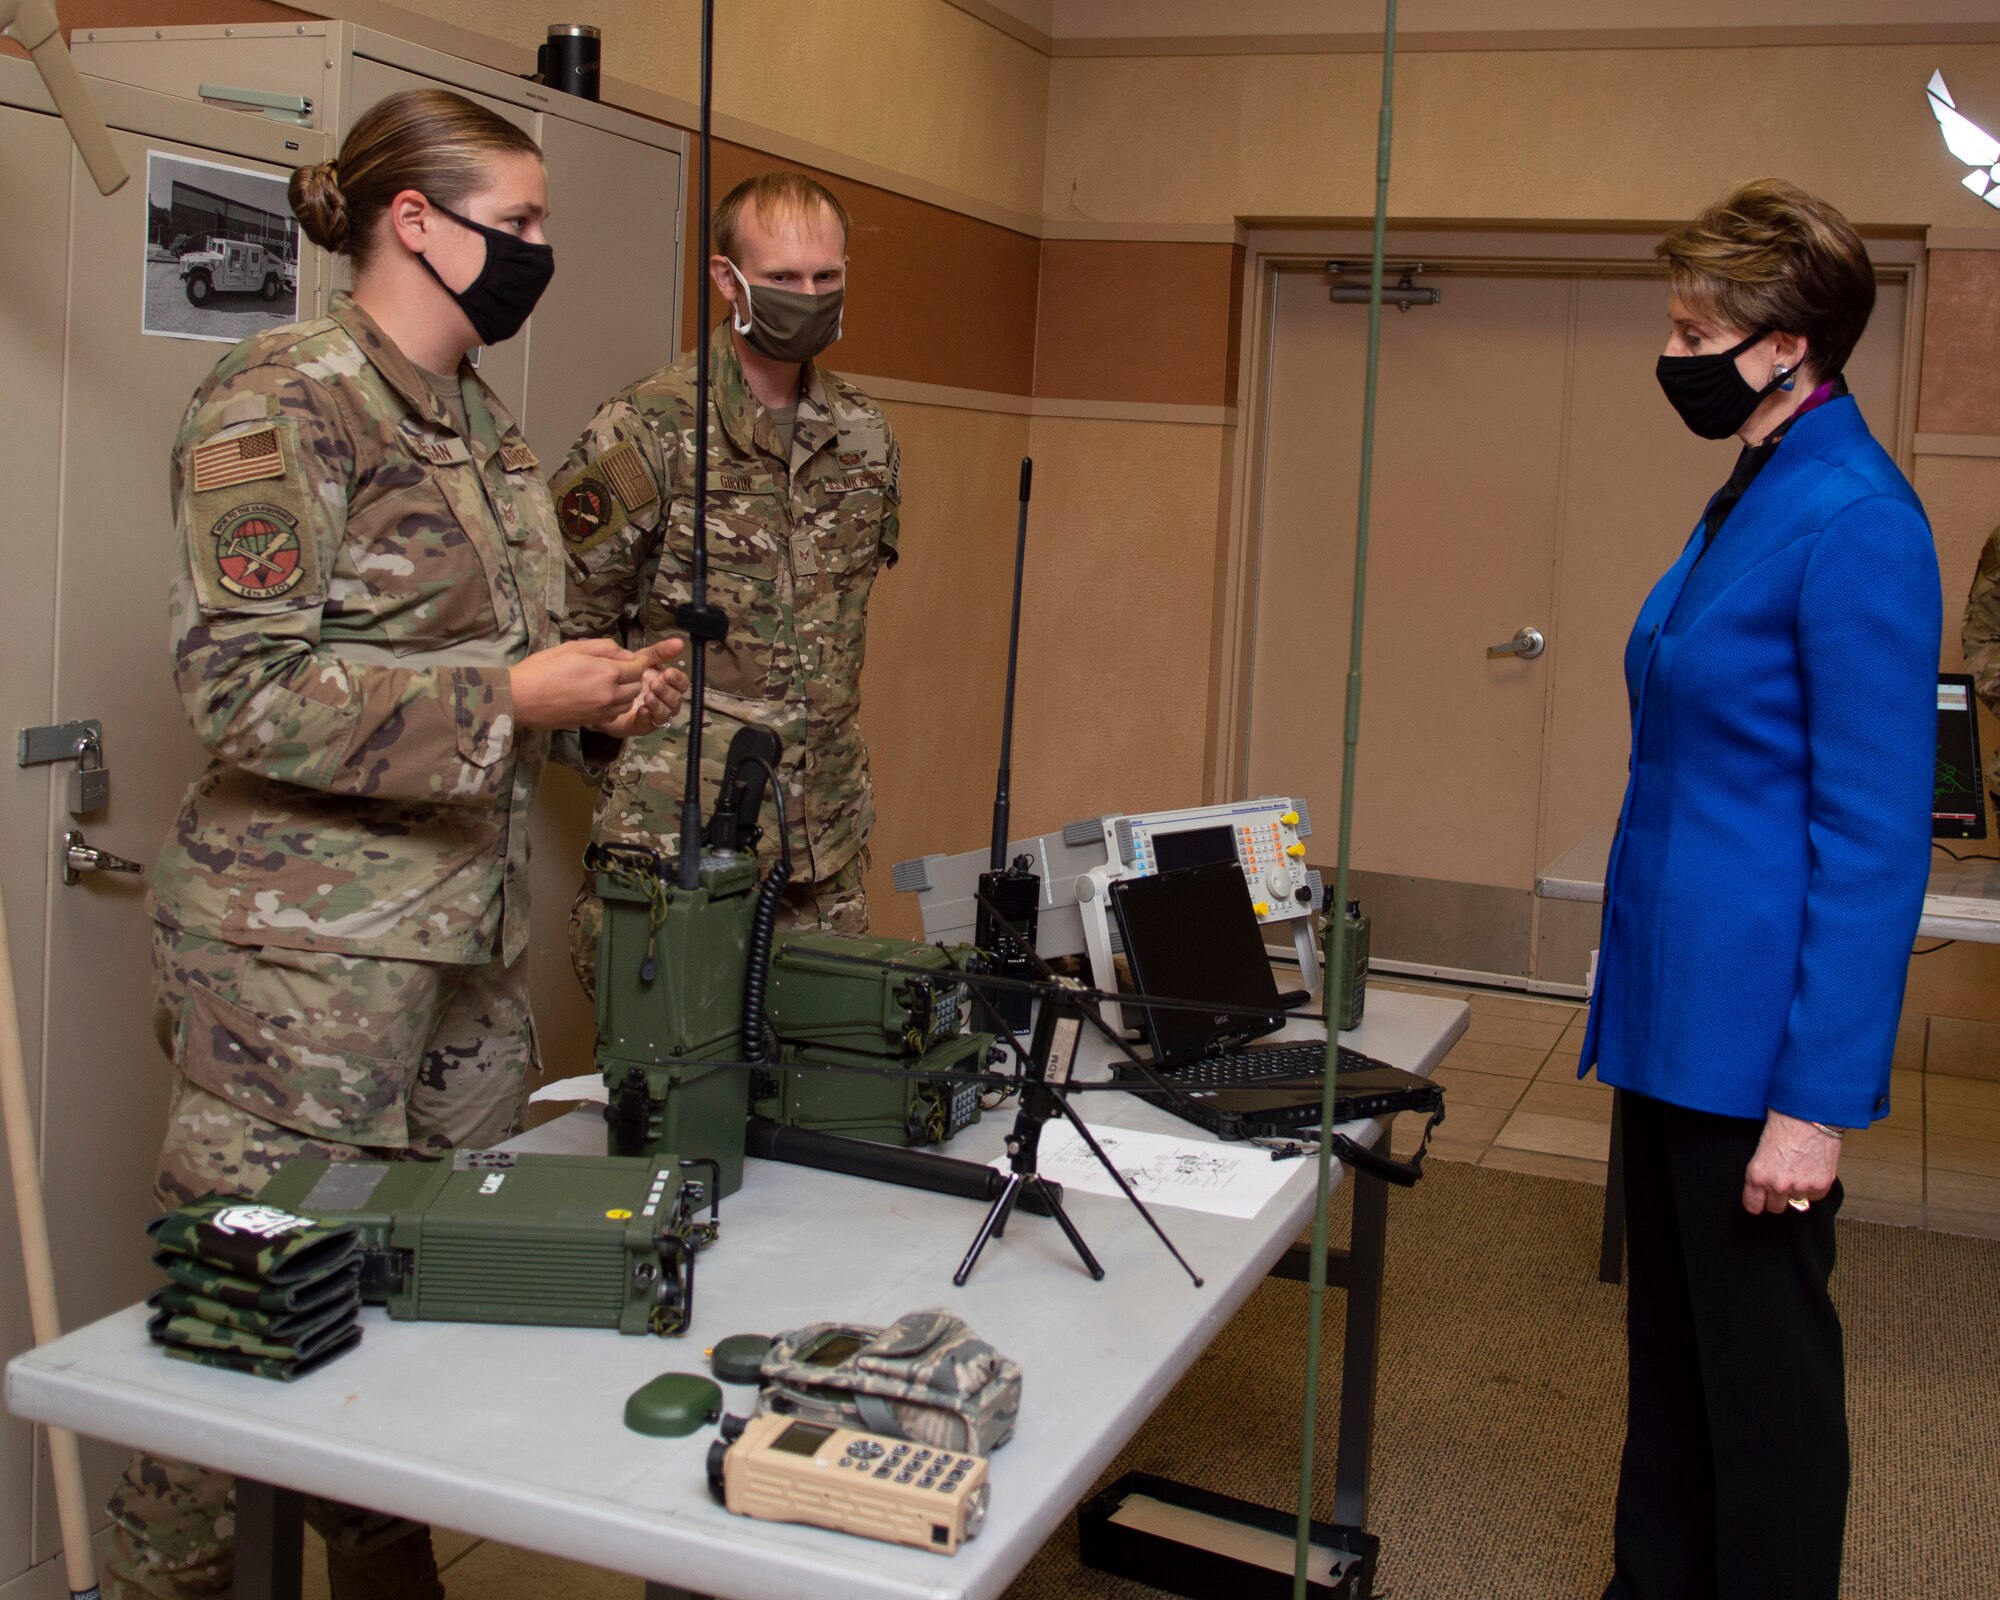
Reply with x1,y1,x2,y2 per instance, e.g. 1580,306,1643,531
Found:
1135,1040,1388,1085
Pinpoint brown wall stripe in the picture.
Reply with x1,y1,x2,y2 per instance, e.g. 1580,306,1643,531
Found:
1033,238,1244,409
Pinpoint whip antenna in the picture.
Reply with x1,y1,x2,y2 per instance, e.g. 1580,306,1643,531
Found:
1294,2,1398,1592
976,458,1042,1031
676,0,726,889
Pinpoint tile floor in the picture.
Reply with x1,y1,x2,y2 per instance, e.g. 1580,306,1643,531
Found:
1374,976,2000,1239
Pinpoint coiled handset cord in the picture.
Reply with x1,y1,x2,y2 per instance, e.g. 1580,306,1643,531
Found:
738,756,791,1064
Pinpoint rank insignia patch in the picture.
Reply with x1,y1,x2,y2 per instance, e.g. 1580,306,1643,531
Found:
191,426,286,493
597,440,658,513
210,503,307,600
557,477,621,551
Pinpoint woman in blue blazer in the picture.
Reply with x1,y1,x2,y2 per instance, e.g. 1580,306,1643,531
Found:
1585,180,1939,1600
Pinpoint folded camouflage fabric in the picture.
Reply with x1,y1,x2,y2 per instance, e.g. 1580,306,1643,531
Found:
148,1307,357,1366
158,1324,363,1383
148,1283,360,1346
153,1253,362,1315
148,1196,358,1285
757,1308,1022,1455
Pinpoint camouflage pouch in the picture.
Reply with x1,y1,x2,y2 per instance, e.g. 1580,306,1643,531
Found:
148,1283,360,1346
756,1308,1021,1454
159,1324,362,1382
148,1196,358,1285
154,1253,362,1315
148,1307,357,1366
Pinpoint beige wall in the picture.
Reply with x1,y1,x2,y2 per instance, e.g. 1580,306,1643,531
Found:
1045,45,2000,227
380,0,1051,220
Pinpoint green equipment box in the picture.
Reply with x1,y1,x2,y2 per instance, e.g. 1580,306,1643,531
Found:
257,1151,716,1337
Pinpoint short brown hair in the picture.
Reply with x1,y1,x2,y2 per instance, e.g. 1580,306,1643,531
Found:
290,87,542,266
711,170,850,262
1655,179,1876,379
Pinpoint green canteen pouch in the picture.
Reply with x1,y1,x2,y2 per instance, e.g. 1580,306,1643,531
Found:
148,1283,360,1345
149,1196,358,1285
149,1308,358,1366
158,1324,363,1382
154,1253,362,1314
756,1307,1022,1454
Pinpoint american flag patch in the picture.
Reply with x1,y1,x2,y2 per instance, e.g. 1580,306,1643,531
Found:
599,441,657,512
499,443,538,473
190,426,285,493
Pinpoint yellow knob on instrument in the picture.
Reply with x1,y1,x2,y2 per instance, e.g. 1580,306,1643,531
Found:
1280,811,1299,827
1252,901,1271,917
1286,843,1306,858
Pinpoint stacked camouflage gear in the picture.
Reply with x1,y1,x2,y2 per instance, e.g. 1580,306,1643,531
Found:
145,1196,364,1381
756,1308,1021,1455
552,322,900,892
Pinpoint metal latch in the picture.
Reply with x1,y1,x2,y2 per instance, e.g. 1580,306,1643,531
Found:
60,830,143,886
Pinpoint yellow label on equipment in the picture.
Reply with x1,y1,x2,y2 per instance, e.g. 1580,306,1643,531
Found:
606,1208,633,1220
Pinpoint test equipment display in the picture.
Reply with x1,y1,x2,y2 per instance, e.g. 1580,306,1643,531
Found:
1934,672,1988,840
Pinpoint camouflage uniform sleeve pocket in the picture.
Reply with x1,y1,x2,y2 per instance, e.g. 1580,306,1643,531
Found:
452,667,516,769
178,974,417,1150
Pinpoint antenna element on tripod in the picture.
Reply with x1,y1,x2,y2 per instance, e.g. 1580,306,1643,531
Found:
977,458,1041,1030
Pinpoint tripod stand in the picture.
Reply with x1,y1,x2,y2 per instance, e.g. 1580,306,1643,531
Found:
955,994,1102,1286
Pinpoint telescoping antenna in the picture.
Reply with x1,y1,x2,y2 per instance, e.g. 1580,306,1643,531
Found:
676,0,726,889
975,459,1041,1031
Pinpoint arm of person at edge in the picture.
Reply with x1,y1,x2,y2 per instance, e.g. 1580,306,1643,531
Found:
173,367,680,803
1960,524,2000,722
1742,493,1941,1214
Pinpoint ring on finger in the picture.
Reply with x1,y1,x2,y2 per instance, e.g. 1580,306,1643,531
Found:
1786,1196,1809,1212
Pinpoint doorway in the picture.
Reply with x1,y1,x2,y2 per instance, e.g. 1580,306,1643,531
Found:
1235,236,1917,990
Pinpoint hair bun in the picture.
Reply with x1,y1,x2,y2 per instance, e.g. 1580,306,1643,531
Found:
288,159,351,255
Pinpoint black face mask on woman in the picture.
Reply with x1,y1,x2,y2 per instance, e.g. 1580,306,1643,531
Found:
417,198,555,346
1655,327,1795,441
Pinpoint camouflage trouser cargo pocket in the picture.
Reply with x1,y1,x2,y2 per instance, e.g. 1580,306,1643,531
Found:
179,974,418,1150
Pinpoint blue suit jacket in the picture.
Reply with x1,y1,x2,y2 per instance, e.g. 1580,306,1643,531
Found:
1581,396,1940,1128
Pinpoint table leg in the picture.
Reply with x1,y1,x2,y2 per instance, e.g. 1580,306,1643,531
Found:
1331,1167,1387,1531
233,1478,303,1600
1598,1091,1626,1285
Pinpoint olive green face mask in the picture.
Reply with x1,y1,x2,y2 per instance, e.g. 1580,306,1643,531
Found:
725,260,844,363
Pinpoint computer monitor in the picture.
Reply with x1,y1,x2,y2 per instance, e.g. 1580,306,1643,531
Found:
1108,861,1286,1068
1935,673,1988,841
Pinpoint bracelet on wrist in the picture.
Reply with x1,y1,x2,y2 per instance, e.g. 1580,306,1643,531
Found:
1808,1120,1846,1141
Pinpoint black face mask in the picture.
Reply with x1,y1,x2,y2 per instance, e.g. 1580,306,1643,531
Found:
417,198,554,347
1655,327,1794,440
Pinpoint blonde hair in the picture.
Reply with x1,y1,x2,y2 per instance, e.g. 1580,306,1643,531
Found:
1655,178,1876,378
712,170,850,262
289,87,541,265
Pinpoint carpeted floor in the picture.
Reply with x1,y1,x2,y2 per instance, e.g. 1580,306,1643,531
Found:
1003,1160,2000,1600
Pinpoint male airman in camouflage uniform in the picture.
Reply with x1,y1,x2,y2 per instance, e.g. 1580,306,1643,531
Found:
106,289,596,1600
554,171,899,994
1961,521,2000,802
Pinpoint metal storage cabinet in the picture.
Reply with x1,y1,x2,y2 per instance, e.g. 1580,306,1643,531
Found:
77,21,691,1087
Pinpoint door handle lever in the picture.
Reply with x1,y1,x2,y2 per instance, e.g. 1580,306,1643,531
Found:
1487,627,1546,660
60,829,143,885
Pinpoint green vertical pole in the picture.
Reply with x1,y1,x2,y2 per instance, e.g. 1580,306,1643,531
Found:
1295,1,1397,1593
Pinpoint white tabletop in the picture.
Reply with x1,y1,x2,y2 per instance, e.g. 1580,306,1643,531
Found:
7,990,1467,1600
1535,823,2000,945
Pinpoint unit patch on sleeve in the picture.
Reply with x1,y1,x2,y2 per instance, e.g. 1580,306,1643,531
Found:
597,439,659,514
208,502,310,602
556,476,625,553
191,425,286,493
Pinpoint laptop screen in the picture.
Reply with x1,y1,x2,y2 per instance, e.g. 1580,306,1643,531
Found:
1936,673,1988,841
1109,861,1286,1068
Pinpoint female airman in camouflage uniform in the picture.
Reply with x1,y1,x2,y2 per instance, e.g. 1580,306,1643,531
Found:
104,87,683,1600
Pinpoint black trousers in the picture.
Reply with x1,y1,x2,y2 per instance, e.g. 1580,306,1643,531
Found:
1604,1091,1848,1600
